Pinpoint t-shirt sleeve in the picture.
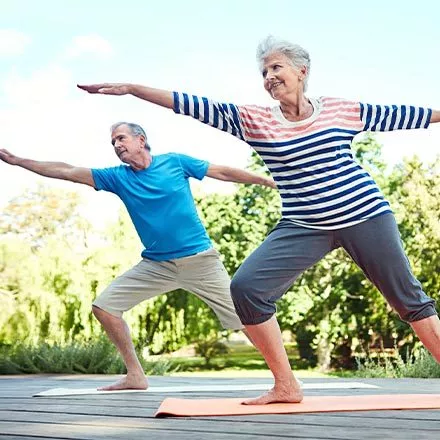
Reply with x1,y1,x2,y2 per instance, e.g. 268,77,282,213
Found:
176,154,209,181
91,167,120,193
173,91,246,141
360,102,432,132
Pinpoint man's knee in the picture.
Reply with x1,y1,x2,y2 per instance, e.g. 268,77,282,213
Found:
92,304,116,321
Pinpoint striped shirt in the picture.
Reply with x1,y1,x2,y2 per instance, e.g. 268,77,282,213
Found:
173,93,432,229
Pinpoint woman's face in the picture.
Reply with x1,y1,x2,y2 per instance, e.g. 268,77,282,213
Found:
262,52,304,100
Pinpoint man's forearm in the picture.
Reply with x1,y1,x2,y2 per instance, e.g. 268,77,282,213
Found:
16,158,75,180
216,167,275,188
128,84,174,109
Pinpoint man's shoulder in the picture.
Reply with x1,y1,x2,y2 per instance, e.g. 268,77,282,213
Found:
154,152,176,160
154,152,201,165
93,164,129,174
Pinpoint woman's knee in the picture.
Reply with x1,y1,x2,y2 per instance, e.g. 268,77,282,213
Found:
398,301,437,323
230,272,249,301
230,273,276,325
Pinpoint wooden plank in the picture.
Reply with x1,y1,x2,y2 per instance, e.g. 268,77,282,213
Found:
0,437,46,440
0,418,439,440
0,421,264,440
1,409,440,432
0,403,159,417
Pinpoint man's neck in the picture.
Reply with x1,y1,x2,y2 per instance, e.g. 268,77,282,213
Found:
129,151,152,171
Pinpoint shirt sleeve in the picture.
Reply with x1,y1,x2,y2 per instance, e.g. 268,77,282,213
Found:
176,153,209,181
91,167,120,193
173,92,246,141
360,103,432,132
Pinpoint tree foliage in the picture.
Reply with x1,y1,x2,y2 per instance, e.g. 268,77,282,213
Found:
1,139,439,370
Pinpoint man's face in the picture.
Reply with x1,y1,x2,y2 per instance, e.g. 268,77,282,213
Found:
111,124,144,163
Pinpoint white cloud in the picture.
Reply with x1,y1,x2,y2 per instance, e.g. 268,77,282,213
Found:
0,29,30,56
65,35,113,59
2,64,72,105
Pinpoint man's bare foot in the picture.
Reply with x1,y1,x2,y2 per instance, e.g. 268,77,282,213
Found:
98,374,148,391
242,384,303,405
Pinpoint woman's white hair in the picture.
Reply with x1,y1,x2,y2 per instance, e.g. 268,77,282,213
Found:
256,36,311,91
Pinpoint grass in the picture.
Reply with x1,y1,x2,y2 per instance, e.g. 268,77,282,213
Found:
1,340,439,379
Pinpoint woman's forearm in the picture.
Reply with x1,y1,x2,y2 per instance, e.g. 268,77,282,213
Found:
430,110,440,124
127,84,174,109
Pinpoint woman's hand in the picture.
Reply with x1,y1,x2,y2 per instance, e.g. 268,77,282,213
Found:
77,83,132,95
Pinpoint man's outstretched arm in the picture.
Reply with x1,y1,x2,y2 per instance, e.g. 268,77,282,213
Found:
0,149,95,187
206,164,276,189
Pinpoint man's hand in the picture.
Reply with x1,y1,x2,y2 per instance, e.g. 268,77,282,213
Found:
265,177,277,189
77,83,132,95
0,149,20,166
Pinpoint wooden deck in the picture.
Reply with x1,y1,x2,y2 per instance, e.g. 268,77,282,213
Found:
0,375,439,439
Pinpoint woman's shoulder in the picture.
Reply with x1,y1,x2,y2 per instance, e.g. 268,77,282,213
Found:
318,96,359,105
238,103,274,120
317,96,362,114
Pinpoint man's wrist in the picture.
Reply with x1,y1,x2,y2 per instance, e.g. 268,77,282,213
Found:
14,156,23,166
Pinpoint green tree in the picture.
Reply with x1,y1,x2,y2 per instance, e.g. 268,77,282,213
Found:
0,183,91,249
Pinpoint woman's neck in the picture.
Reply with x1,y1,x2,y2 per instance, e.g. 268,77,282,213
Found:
279,91,313,122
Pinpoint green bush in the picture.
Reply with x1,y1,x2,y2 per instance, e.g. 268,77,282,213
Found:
194,338,229,366
354,348,440,378
0,339,178,375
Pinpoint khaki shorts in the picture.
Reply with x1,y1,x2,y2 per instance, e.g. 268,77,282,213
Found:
93,248,243,330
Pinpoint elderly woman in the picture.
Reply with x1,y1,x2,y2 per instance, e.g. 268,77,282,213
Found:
79,35,440,405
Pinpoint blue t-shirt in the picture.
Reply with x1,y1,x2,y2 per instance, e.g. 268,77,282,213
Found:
92,153,212,261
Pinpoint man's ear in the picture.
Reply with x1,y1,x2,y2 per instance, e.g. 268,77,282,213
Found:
139,135,146,149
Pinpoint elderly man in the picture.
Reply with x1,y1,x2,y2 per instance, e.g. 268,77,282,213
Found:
0,121,275,391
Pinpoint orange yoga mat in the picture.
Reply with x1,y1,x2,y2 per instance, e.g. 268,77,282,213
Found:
155,394,440,417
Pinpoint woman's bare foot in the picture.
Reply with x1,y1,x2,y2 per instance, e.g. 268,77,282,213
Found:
98,374,148,391
242,383,303,405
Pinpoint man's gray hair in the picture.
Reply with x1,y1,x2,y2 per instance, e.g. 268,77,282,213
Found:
256,36,311,92
111,122,151,150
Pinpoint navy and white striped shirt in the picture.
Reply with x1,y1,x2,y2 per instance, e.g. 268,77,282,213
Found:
174,93,432,229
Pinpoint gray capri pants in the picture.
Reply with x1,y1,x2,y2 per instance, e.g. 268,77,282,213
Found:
230,213,437,325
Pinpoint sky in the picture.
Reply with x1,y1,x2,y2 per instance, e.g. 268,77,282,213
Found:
1,0,439,227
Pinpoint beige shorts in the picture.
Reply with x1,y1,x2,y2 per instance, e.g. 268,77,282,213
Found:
93,248,243,330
